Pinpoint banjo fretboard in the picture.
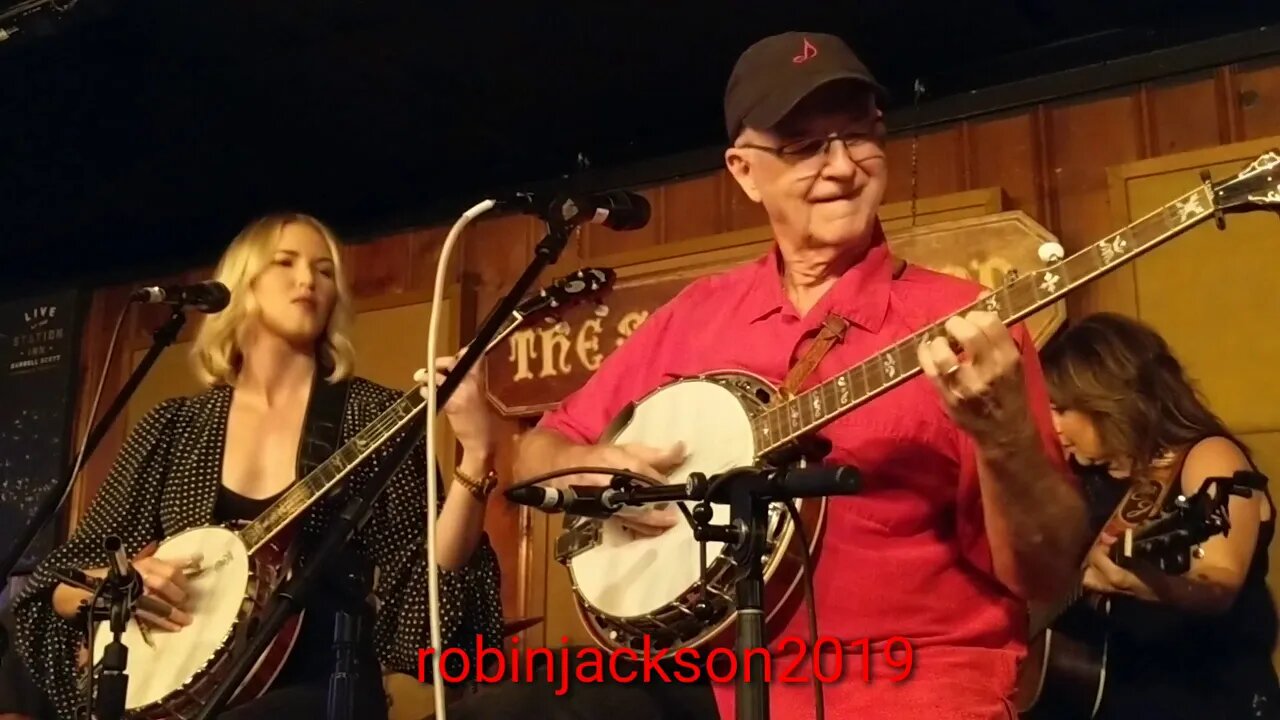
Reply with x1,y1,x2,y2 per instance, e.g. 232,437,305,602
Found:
750,184,1216,458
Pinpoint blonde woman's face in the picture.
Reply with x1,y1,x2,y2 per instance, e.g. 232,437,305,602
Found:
250,222,338,347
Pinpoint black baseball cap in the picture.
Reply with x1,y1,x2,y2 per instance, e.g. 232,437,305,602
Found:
724,32,888,140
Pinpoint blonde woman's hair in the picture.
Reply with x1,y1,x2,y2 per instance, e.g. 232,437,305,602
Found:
190,212,356,387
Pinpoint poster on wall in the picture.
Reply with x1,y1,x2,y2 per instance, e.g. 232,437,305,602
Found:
0,289,84,581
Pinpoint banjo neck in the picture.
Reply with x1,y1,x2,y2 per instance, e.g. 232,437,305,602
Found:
750,179,1238,461
235,266,618,554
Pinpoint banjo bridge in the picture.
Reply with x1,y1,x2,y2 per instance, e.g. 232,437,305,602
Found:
555,517,602,564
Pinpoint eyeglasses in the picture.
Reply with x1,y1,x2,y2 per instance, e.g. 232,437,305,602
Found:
736,128,885,165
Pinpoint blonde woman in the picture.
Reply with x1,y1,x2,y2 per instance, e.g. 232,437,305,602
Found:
11,213,504,719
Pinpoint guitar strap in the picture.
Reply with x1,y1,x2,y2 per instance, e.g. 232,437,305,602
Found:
280,372,352,567
1090,447,1190,554
777,253,906,398
779,313,851,399
230,371,351,650
298,374,352,488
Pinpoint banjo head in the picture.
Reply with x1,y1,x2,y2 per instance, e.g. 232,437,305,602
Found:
564,374,766,621
91,525,251,712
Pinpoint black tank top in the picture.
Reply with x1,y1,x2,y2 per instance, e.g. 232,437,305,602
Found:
214,485,383,697
1078,446,1280,719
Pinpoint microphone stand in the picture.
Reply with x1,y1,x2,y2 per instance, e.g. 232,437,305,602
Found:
194,213,581,720
0,306,185,657
326,609,358,720
89,535,142,720
697,472,773,720
604,462,860,720
326,556,375,720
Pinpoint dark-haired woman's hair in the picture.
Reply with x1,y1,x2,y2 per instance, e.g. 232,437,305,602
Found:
1041,312,1247,472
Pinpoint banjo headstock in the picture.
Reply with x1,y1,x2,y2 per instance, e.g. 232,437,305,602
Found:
1210,150,1280,215
515,267,616,320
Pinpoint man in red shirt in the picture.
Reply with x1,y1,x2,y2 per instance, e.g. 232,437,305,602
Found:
514,31,1089,720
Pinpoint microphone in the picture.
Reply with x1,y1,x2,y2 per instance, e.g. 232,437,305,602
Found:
505,484,625,519
790,464,861,496
103,535,133,584
130,280,231,313
496,190,651,231
505,465,860,517
700,464,861,504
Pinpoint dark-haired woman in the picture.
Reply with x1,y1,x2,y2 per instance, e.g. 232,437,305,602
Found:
1041,311,1279,719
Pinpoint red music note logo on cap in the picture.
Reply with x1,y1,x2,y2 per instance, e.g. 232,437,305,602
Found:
793,38,817,64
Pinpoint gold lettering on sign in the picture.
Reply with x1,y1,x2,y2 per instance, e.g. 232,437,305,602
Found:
974,256,1016,288
504,309,655,385
509,329,539,381
538,323,572,378
935,256,1016,288
615,311,650,348
576,318,605,371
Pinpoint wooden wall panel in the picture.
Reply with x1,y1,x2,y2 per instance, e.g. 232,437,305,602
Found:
658,174,727,248
67,288,133,526
1047,91,1145,319
722,174,770,230
884,125,967,203
58,58,1280,646
1144,70,1223,156
966,111,1044,219
342,231,414,298
1239,57,1280,141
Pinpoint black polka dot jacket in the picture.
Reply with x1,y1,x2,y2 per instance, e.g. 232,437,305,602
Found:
10,377,504,719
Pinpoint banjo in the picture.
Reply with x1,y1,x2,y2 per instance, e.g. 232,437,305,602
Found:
556,151,1280,654
81,268,615,718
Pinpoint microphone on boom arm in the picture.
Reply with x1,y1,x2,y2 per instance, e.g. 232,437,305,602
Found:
505,464,861,517
495,190,651,231
129,281,230,313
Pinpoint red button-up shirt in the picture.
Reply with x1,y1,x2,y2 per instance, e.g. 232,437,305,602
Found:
538,227,1068,719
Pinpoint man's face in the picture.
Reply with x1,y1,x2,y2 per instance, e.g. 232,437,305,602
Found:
726,82,888,252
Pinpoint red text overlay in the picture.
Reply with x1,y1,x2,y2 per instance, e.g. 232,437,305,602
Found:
419,636,914,695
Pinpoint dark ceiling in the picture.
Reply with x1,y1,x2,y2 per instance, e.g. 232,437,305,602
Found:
2,0,1279,301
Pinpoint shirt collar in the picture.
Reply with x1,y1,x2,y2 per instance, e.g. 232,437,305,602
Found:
744,219,894,333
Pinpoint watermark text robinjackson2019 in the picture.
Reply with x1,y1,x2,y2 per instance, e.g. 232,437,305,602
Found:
419,636,914,694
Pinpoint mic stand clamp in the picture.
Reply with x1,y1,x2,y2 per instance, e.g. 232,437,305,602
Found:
193,210,582,720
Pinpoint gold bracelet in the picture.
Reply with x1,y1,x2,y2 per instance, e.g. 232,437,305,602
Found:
453,467,497,500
